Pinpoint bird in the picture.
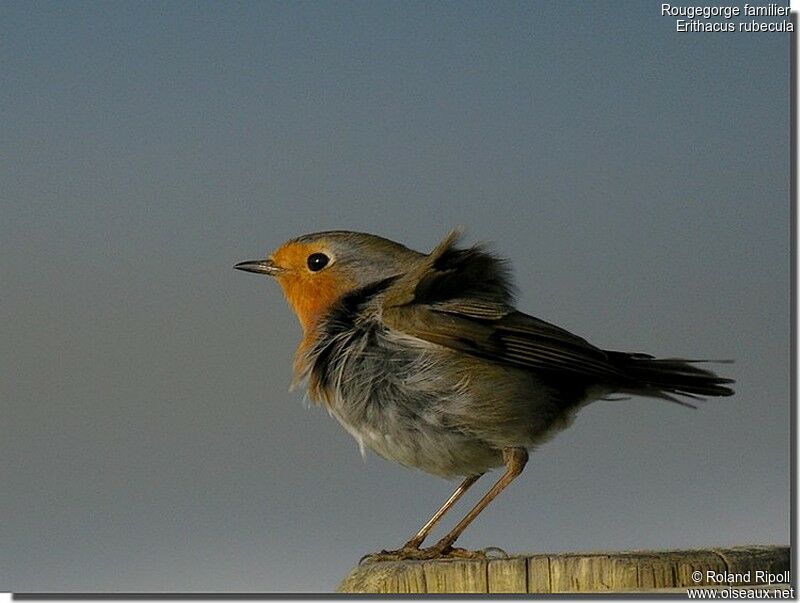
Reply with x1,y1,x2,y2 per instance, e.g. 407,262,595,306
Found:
234,229,734,560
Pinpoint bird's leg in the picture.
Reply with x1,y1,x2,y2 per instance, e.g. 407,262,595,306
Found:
403,474,482,549
359,474,483,563
359,449,527,563
427,447,528,556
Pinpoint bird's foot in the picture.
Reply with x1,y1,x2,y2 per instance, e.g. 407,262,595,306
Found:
359,544,493,564
437,545,488,559
359,546,435,564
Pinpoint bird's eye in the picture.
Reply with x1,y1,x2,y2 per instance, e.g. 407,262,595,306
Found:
307,252,330,272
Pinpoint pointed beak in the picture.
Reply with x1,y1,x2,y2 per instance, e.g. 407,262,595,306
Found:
233,258,284,276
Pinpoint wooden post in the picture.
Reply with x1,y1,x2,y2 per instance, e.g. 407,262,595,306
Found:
338,545,790,593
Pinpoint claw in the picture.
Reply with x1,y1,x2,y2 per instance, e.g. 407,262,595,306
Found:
483,546,509,559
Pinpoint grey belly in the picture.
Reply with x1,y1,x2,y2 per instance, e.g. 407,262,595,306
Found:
314,330,587,478
329,402,504,478
323,367,577,478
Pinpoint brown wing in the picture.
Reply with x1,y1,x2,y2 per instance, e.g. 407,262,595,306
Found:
379,232,733,400
382,304,623,381
488,310,623,379
381,231,624,381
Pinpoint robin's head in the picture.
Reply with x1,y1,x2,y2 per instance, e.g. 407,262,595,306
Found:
235,231,422,332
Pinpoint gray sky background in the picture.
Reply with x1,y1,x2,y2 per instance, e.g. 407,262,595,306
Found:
2,1,790,593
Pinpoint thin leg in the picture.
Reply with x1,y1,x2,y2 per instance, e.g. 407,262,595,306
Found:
430,447,528,553
403,474,482,549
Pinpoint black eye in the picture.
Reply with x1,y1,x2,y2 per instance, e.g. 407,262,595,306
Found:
307,253,330,272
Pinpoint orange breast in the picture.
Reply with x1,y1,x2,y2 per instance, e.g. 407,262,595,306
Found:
271,242,355,405
278,269,345,334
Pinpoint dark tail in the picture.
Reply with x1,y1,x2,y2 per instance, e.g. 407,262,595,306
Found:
607,352,735,408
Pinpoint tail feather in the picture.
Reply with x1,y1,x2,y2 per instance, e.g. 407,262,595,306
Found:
607,352,735,408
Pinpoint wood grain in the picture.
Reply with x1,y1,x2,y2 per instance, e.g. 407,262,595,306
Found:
337,545,790,593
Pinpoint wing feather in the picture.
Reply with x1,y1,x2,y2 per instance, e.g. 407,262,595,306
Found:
380,232,622,381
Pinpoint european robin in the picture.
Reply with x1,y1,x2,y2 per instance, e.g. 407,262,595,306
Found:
235,230,733,559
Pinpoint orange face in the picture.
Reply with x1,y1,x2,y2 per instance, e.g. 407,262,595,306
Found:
270,240,355,334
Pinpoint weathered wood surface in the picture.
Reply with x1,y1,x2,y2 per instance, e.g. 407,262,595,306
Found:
338,545,790,593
